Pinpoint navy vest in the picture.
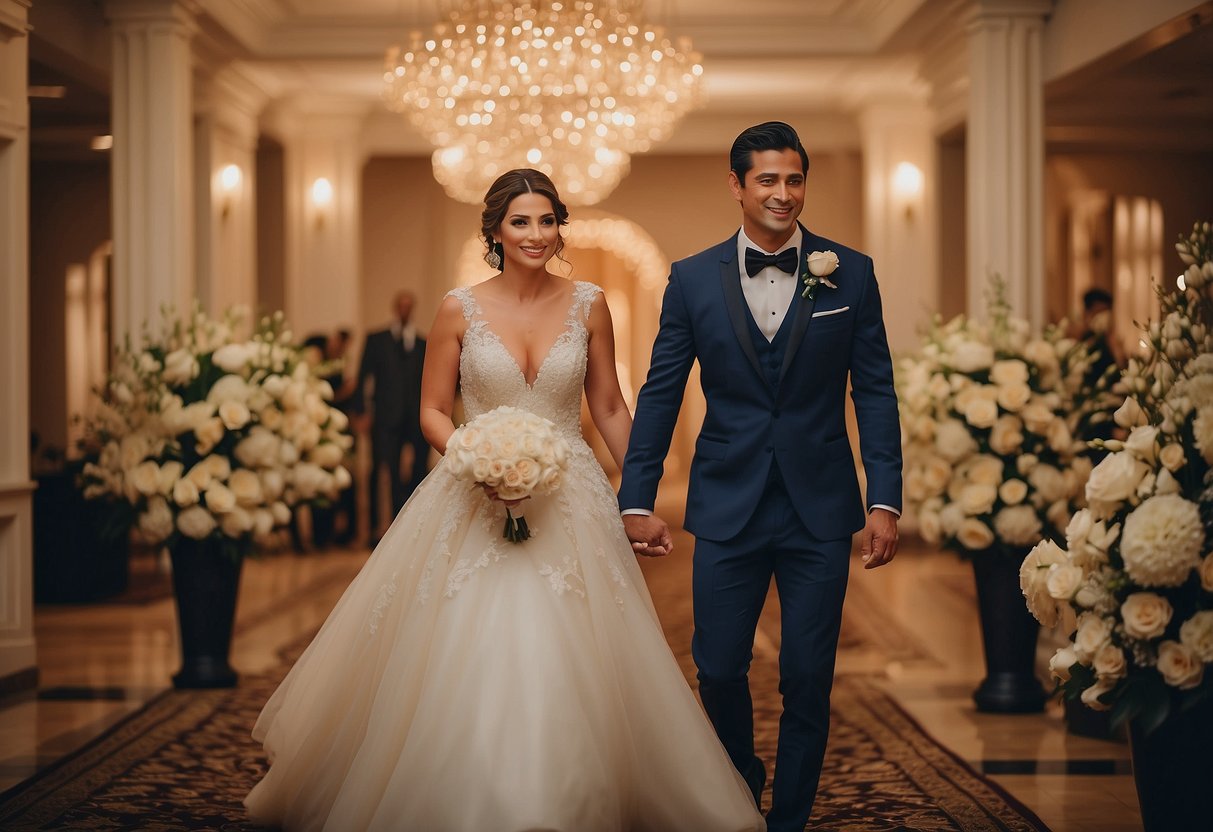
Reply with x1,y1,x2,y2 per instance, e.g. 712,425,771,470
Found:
744,289,798,391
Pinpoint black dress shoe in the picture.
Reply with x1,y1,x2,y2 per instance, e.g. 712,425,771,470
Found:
743,758,766,808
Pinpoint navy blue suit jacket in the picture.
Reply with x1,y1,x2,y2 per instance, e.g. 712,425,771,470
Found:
619,225,902,542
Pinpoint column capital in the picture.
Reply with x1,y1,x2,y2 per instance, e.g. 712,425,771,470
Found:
104,0,200,30
968,0,1053,25
0,1,30,40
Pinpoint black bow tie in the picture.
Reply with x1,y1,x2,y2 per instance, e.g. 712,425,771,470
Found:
744,247,799,277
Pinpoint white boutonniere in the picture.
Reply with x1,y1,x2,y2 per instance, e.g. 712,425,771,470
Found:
801,250,840,299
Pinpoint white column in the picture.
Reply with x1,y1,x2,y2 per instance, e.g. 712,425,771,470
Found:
195,66,266,316
0,0,36,691
966,0,1052,324
273,106,365,338
858,101,938,354
106,0,198,340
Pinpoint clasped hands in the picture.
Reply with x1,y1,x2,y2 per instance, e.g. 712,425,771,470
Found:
622,514,673,558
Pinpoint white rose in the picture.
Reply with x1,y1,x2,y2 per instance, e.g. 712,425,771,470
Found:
212,342,253,373
162,348,199,385
1153,467,1181,496
1016,454,1038,477
939,503,965,536
1021,402,1055,435
228,469,264,507
291,463,328,500
172,478,200,507
919,509,942,544
328,408,349,432
310,443,345,469
934,419,977,463
1092,644,1127,680
220,506,254,538
177,505,217,539
806,249,839,277
1156,641,1205,689
206,374,251,405
1085,452,1149,505
137,496,174,544
282,381,306,411
1074,613,1115,659
988,416,1024,455
959,483,998,516
994,505,1043,546
1202,555,1213,592
130,460,162,497
260,406,284,431
951,340,995,373
999,478,1028,506
205,482,237,514
155,460,184,495
1028,465,1067,504
1159,443,1187,472
1049,646,1079,681
236,427,280,468
1120,592,1173,640
538,466,563,493
334,465,352,491
247,388,272,414
990,359,1029,387
270,501,292,525
963,396,999,429
218,400,251,431
1179,611,1213,662
194,417,225,454
260,469,285,501
1046,419,1072,454
1021,540,1067,626
964,455,1005,486
1046,563,1084,601
185,461,214,490
996,383,1032,413
956,518,995,550
252,508,275,538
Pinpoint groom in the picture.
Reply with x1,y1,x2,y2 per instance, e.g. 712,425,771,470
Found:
619,122,902,831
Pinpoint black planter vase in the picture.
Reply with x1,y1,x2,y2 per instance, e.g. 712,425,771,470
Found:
971,553,1047,713
169,538,244,688
1129,703,1213,831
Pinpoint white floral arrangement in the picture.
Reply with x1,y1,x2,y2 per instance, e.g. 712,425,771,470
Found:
445,405,571,543
1022,222,1213,730
81,307,353,556
899,279,1112,557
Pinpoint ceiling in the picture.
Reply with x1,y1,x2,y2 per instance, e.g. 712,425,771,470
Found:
25,0,1213,160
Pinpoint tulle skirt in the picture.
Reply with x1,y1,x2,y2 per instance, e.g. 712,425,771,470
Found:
244,451,764,832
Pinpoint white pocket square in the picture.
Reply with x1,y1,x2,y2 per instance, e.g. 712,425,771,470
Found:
811,305,850,318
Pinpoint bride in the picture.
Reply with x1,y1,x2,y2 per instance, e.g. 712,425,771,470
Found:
244,169,765,832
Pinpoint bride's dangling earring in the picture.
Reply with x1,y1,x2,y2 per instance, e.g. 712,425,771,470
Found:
485,240,503,270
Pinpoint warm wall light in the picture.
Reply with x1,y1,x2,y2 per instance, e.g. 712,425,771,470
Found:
891,161,924,221
311,177,334,228
219,164,242,219
91,134,113,151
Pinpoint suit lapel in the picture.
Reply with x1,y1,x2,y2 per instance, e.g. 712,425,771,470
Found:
778,223,817,386
718,239,764,381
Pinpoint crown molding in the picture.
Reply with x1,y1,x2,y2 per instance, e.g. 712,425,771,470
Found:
0,0,30,39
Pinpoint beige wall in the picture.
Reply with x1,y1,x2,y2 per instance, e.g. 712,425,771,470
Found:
1045,150,1213,325
29,159,110,455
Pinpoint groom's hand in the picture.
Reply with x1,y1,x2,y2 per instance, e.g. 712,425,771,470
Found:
623,514,673,558
860,508,899,569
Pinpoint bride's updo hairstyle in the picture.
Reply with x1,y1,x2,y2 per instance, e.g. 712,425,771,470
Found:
481,168,570,267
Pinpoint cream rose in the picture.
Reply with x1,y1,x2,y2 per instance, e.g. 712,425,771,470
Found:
155,461,184,495
1202,555,1213,592
194,417,226,454
940,503,965,536
137,496,174,544
996,383,1031,413
1080,678,1115,710
172,478,201,508
1124,425,1159,463
177,505,217,539
310,442,345,469
130,460,162,497
956,518,995,550
934,419,978,463
1159,443,1187,472
994,505,1043,546
1157,641,1205,689
218,400,251,431
1085,452,1149,505
1046,563,1084,601
212,342,253,373
1092,644,1127,680
964,455,1005,486
806,250,839,277
539,467,563,493
1074,613,1115,659
1020,540,1066,627
228,469,263,507
959,483,998,516
1113,396,1147,428
1049,646,1079,681
1047,419,1073,454
1028,465,1067,504
1178,611,1213,662
220,506,254,538
951,340,995,373
1120,592,1173,640
206,374,251,405
205,482,237,514
989,359,1029,387
920,456,952,496
988,416,1024,455
999,478,1028,506
270,501,292,525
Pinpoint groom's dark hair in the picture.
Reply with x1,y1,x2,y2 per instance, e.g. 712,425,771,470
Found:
729,122,809,184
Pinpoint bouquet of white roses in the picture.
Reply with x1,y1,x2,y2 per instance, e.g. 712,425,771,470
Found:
81,306,353,557
899,279,1114,557
445,405,571,543
1022,221,1213,731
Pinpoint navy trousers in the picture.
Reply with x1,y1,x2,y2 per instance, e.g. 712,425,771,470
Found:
691,465,851,832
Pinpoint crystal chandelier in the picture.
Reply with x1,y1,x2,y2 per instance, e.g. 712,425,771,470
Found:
383,0,704,205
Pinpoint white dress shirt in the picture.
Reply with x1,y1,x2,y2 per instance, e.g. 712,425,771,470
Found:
738,226,801,341
390,321,417,352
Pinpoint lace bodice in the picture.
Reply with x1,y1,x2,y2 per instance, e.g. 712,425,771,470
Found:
448,281,602,439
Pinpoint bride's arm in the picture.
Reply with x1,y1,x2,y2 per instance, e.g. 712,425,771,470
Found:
584,292,633,471
419,296,465,455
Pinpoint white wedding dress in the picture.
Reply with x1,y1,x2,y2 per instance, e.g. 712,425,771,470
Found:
244,281,765,832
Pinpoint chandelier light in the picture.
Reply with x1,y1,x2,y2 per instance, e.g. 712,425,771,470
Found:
383,0,704,205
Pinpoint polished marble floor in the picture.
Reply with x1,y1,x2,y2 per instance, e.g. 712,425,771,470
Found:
0,508,1140,830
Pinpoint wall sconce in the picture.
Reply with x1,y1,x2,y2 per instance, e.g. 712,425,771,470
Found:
311,177,334,228
891,161,924,221
219,164,242,219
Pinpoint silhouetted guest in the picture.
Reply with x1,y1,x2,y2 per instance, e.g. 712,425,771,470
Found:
352,291,428,545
